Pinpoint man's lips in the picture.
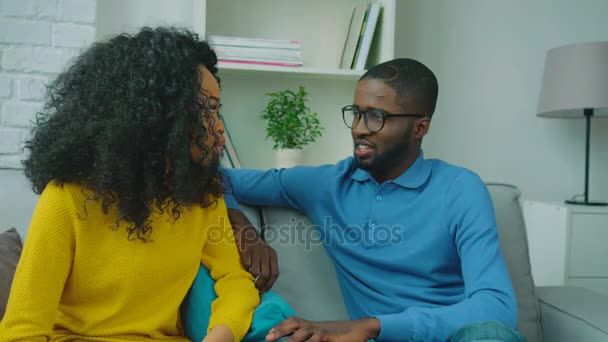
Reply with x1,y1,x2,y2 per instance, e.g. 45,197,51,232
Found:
355,138,374,146
354,139,375,158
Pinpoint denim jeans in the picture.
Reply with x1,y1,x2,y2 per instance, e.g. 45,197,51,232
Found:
450,321,526,342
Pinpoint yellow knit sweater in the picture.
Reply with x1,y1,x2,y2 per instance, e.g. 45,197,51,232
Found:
0,181,259,341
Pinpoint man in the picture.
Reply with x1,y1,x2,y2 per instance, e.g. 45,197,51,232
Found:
227,58,522,341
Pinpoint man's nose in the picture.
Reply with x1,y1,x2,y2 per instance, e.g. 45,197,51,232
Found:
352,114,370,135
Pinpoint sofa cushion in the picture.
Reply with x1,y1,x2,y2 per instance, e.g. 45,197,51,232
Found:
0,228,22,321
486,183,542,342
240,203,261,232
537,286,608,341
260,207,349,321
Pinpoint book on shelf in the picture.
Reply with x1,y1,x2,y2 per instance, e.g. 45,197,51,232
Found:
208,35,300,50
340,3,368,69
213,45,302,60
219,59,302,67
209,35,303,68
340,2,381,70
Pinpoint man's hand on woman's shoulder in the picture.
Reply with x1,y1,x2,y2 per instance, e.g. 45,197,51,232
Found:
228,208,279,293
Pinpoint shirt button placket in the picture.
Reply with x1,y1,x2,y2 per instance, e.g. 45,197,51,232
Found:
371,192,383,229
366,192,383,249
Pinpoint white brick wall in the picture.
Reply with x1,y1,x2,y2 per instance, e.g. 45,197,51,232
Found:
53,23,95,48
17,76,47,100
1,102,42,127
3,47,79,73
0,18,52,45
0,75,12,98
0,0,58,19
0,127,21,153
59,0,96,24
0,0,96,169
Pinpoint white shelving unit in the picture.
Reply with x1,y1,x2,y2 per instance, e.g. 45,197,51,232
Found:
96,0,397,168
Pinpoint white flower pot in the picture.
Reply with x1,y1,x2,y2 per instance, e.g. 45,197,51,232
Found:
275,149,304,168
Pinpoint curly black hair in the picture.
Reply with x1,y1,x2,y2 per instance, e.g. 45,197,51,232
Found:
23,27,224,241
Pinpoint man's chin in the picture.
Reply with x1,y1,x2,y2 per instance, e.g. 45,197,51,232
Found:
354,155,374,170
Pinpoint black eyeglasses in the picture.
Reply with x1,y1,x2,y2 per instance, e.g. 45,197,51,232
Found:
342,105,425,133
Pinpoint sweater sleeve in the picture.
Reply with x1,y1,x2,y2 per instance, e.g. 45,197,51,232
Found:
201,197,260,341
0,182,75,342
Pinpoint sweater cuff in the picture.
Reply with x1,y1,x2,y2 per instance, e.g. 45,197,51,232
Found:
208,306,255,342
375,311,415,341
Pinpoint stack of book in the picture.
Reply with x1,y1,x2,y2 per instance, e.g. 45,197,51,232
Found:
340,2,381,70
208,35,303,67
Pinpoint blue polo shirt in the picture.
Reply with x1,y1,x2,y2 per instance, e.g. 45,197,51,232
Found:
223,152,517,341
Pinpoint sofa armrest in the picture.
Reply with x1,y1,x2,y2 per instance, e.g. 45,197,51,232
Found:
537,286,608,342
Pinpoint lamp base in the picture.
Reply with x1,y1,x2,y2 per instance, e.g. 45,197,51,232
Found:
565,199,608,206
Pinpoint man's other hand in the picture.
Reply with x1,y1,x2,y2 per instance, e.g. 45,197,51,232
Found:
265,317,380,342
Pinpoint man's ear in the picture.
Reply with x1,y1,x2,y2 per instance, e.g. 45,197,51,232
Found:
414,117,431,140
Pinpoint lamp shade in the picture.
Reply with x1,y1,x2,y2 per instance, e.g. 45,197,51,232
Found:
538,41,608,118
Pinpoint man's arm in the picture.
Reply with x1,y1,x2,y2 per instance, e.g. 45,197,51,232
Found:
221,165,325,292
221,166,324,212
222,167,329,293
374,170,517,341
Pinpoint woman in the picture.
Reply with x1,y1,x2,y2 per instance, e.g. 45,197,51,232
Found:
0,27,259,342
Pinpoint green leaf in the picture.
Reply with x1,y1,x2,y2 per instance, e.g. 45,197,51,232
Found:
261,85,324,150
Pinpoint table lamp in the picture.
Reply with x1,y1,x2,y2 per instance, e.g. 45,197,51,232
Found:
537,41,608,206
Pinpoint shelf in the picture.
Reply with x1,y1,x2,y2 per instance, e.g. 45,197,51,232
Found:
95,0,396,167
216,62,365,81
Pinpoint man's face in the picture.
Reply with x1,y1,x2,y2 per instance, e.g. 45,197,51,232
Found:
351,79,416,172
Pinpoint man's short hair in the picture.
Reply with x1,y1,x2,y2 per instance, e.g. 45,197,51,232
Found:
360,58,438,118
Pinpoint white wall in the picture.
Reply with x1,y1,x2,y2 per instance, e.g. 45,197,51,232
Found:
0,0,97,169
395,0,608,201
95,0,203,40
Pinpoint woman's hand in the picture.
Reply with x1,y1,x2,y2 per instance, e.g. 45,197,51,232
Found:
202,324,234,342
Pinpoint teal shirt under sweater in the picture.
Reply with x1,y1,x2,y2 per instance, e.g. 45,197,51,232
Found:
183,266,295,342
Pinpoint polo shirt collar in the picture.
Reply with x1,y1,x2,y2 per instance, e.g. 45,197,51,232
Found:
351,151,432,189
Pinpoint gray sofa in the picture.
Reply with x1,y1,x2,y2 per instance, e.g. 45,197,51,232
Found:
1,169,608,341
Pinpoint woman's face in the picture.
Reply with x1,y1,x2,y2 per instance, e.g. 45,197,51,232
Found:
190,65,225,166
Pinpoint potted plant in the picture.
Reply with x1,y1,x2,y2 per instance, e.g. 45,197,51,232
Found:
261,86,323,167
